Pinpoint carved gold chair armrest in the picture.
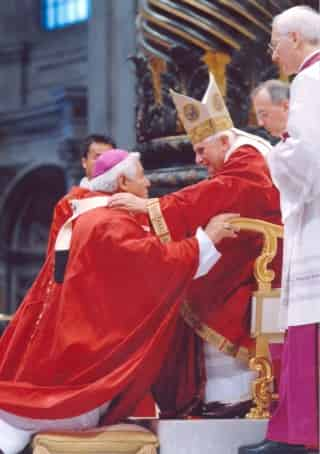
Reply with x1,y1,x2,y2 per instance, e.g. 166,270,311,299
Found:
229,217,283,293
230,217,284,419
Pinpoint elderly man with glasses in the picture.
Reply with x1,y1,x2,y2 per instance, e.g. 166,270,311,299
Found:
239,5,320,454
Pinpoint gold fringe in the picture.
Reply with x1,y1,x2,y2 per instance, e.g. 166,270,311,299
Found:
136,444,159,454
33,446,51,454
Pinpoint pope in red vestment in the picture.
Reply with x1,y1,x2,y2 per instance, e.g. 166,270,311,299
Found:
109,76,283,417
150,143,282,416
152,77,283,417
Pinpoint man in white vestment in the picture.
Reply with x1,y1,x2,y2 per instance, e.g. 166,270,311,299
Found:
239,6,320,454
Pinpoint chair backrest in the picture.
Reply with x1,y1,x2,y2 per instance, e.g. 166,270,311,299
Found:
230,217,284,419
230,217,284,342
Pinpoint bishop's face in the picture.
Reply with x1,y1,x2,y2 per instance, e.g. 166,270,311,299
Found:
125,161,151,199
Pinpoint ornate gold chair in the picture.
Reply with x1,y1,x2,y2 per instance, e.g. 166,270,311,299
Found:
230,217,284,419
147,199,285,420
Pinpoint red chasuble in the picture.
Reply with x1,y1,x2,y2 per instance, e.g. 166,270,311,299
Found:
46,186,92,255
0,195,199,423
152,145,282,415
47,187,156,416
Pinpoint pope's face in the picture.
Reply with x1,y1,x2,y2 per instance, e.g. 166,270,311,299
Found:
82,142,114,179
194,136,227,177
253,88,289,138
125,161,151,198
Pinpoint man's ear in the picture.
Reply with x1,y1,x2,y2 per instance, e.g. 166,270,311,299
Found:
220,134,230,154
117,173,128,192
290,31,301,49
81,157,87,170
282,99,289,112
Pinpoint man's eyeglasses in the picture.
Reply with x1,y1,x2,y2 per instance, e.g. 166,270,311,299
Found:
267,42,279,56
268,34,290,56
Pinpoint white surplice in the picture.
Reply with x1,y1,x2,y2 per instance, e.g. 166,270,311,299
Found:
267,52,320,329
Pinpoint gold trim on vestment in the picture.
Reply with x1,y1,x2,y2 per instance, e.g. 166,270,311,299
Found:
147,198,172,244
146,200,249,362
180,301,250,363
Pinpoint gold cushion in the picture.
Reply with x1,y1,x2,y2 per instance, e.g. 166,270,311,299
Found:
32,423,159,454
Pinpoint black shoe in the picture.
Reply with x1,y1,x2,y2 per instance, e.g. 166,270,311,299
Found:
201,399,252,419
238,439,309,454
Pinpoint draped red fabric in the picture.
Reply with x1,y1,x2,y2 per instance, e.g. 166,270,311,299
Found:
46,187,91,256
0,198,199,423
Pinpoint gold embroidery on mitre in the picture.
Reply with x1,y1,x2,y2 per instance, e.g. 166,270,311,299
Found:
212,92,224,112
183,103,200,122
189,116,233,145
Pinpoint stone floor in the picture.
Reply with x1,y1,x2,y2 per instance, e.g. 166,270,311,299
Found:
150,419,268,454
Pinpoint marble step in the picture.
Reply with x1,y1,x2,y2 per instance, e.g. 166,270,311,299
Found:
150,419,268,454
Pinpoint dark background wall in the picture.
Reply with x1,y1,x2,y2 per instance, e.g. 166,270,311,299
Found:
0,0,138,313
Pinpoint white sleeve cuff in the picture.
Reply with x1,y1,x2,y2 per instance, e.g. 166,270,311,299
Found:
193,227,221,279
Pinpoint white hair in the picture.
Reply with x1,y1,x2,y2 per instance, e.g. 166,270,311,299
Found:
202,127,271,159
202,129,237,146
273,6,320,44
88,152,141,193
251,79,290,103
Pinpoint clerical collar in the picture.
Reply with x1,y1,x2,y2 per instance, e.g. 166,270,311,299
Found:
224,130,271,162
79,176,90,188
298,49,320,72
